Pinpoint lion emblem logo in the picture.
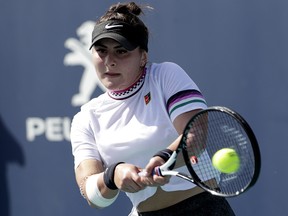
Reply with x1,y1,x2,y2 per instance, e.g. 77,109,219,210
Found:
64,21,106,106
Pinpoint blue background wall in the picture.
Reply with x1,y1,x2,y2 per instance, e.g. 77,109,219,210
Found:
1,0,287,215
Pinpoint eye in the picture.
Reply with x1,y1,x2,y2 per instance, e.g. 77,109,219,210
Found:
95,47,107,54
116,49,128,54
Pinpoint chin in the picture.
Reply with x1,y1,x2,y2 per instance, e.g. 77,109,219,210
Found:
104,84,119,91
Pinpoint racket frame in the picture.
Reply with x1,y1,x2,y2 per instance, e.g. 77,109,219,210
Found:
155,106,261,197
180,106,261,197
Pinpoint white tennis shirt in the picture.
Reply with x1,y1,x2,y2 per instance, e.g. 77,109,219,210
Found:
71,62,208,207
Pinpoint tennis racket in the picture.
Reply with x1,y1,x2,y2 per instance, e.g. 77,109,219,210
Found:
140,106,261,197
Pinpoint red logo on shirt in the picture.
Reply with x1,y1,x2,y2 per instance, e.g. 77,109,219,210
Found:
144,92,151,105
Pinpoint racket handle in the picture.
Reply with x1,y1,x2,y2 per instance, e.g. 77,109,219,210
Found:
153,167,162,176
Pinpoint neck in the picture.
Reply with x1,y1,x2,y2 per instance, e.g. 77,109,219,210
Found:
108,68,146,100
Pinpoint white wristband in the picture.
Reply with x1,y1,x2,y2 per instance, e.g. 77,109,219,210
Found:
85,174,119,208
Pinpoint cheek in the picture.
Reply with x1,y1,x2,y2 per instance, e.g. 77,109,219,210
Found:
124,55,142,69
92,53,102,64
92,55,105,70
92,49,103,63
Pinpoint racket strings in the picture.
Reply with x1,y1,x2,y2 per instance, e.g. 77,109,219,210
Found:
184,110,256,196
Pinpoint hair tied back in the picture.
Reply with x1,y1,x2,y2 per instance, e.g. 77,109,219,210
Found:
109,2,142,16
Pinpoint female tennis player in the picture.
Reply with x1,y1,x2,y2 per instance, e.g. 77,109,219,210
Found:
70,2,235,215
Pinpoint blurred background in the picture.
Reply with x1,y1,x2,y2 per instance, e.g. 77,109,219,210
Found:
1,0,287,215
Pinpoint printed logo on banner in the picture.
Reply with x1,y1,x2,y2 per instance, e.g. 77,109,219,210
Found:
26,21,106,143
64,20,106,107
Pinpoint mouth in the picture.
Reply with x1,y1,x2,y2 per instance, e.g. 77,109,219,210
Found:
104,72,120,77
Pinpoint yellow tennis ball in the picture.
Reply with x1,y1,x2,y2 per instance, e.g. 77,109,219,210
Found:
212,148,240,174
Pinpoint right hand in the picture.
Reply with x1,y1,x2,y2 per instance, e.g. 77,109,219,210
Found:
113,163,152,193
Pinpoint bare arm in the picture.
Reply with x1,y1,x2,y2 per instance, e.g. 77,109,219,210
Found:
170,109,202,148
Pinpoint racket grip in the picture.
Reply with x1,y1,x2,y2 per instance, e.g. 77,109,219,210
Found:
153,167,162,176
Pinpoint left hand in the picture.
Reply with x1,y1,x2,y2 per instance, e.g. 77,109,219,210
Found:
141,156,171,186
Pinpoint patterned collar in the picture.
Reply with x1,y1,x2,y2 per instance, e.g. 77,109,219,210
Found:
108,69,146,100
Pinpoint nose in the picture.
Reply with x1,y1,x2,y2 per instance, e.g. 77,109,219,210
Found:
104,54,116,67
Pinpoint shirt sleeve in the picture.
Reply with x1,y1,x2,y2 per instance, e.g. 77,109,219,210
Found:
157,62,207,122
70,110,101,170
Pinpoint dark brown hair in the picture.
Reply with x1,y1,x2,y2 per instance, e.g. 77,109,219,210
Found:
97,2,150,51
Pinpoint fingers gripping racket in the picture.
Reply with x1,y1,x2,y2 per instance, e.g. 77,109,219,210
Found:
141,106,261,197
